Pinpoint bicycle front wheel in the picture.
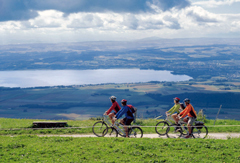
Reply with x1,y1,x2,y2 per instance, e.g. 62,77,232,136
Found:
129,127,143,138
192,126,208,139
104,127,118,137
166,125,182,138
92,121,108,137
155,121,169,136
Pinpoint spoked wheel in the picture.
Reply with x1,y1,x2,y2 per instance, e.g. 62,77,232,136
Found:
180,124,189,136
116,124,126,137
92,121,108,137
155,121,169,136
129,127,143,138
104,127,118,137
166,125,183,138
192,126,208,139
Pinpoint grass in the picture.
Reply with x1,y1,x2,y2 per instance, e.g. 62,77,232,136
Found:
0,135,239,162
0,118,239,135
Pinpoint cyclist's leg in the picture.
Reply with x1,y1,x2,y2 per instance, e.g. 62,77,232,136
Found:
124,118,134,137
187,117,195,136
120,118,126,125
109,112,115,124
172,113,178,124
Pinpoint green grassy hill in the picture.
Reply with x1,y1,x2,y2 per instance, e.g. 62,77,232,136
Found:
1,135,239,162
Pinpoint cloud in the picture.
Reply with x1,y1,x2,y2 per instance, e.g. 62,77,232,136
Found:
185,6,220,23
193,0,240,8
0,0,190,22
67,13,104,29
0,0,38,21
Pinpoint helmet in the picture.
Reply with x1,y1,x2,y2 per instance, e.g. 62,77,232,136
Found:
173,97,180,102
184,98,190,103
121,99,127,103
109,96,117,100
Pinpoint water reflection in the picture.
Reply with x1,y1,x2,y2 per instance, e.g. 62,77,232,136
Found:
0,69,192,88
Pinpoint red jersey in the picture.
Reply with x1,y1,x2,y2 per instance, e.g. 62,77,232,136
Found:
106,101,121,115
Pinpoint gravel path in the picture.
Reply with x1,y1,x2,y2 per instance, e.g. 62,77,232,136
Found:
39,133,240,139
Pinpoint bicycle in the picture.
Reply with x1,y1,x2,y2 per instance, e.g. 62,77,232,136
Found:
92,115,143,138
155,114,208,139
179,120,208,139
155,114,182,138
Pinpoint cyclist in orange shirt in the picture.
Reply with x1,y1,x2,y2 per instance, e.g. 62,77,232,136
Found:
104,96,121,124
177,98,197,138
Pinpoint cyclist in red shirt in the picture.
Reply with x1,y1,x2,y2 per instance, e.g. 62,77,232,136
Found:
178,98,197,138
104,96,121,124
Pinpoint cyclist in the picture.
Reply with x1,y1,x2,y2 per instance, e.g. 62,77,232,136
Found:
104,96,121,124
178,98,197,138
166,97,181,130
113,99,134,137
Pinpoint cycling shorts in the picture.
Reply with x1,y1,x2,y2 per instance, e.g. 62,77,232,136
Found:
123,117,134,125
188,117,196,125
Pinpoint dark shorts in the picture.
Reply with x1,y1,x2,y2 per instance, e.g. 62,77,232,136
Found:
123,117,134,125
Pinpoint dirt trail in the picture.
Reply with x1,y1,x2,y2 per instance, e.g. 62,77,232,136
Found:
39,133,240,139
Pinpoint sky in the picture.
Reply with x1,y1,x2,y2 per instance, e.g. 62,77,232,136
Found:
0,0,240,44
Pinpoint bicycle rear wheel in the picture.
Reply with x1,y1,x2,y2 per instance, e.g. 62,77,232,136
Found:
166,125,182,138
192,126,208,139
155,121,169,136
104,127,118,137
92,121,108,137
129,127,143,138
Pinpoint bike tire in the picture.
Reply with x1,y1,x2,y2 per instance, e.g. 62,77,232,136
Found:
180,124,188,136
192,125,208,139
116,124,126,137
104,127,118,137
92,121,108,137
129,127,143,138
166,124,183,138
155,121,169,136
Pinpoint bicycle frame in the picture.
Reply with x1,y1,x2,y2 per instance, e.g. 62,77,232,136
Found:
155,114,175,125
103,115,126,136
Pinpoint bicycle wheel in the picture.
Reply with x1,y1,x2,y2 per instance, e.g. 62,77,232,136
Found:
104,127,118,137
180,124,188,136
192,126,208,139
116,124,126,137
155,121,169,136
92,121,108,137
166,125,182,138
129,127,143,138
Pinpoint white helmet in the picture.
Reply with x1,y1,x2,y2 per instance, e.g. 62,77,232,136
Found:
109,96,117,100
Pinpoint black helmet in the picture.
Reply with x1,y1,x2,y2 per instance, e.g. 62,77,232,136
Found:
184,98,190,103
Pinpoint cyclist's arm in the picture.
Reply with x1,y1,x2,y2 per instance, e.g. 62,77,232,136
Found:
167,106,175,115
168,104,180,115
106,103,116,115
116,107,126,119
180,106,190,118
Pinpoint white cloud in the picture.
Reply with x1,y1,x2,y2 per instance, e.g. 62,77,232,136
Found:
67,13,104,29
193,0,240,8
0,2,240,44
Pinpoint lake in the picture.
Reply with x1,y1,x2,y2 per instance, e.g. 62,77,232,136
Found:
0,69,192,88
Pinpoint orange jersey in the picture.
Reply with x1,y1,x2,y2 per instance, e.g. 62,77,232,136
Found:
180,104,197,118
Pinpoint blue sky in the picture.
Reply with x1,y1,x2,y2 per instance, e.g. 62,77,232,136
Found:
0,0,240,44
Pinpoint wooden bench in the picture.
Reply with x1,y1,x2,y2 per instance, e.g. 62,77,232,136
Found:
33,121,67,128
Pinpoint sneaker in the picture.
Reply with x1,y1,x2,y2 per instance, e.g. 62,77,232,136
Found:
184,135,192,139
